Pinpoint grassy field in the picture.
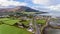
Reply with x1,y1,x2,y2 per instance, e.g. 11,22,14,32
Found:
19,20,30,25
0,18,33,34
0,18,46,25
0,17,46,34
23,12,36,14
36,19,46,25
0,18,30,25
0,18,19,25
0,24,32,34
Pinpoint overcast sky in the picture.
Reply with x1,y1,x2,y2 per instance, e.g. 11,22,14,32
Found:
0,0,60,12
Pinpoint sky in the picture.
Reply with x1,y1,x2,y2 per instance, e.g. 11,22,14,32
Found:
0,0,60,12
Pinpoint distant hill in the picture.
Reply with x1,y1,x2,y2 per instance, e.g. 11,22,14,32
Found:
0,6,47,16
0,6,42,12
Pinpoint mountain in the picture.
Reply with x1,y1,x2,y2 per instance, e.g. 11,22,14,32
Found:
16,6,40,12
0,6,47,15
0,6,42,12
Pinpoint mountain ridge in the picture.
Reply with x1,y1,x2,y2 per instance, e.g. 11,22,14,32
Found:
0,6,40,12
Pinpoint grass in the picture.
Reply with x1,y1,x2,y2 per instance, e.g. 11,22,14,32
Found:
0,18,46,25
36,19,46,25
19,20,30,25
0,17,46,34
0,18,19,25
23,12,36,14
0,24,32,34
0,18,33,34
0,18,30,26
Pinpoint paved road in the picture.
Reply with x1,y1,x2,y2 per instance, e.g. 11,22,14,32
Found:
33,17,41,34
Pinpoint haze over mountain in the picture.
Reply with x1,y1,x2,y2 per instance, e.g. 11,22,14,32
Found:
0,6,47,16
0,6,40,12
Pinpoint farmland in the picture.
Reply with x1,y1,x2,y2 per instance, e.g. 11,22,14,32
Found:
0,16,46,34
0,17,33,34
0,24,32,34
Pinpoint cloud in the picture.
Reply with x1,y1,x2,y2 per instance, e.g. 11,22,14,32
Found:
48,4,60,11
32,0,60,5
30,4,60,12
31,0,60,11
32,0,50,5
0,0,27,8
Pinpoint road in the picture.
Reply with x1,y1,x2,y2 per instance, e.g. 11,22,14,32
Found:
33,17,41,34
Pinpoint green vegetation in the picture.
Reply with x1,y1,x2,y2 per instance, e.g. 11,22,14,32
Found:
23,12,36,14
0,13,47,34
0,18,30,25
0,24,32,34
0,17,32,34
36,19,46,25
19,20,30,25
0,18,19,25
